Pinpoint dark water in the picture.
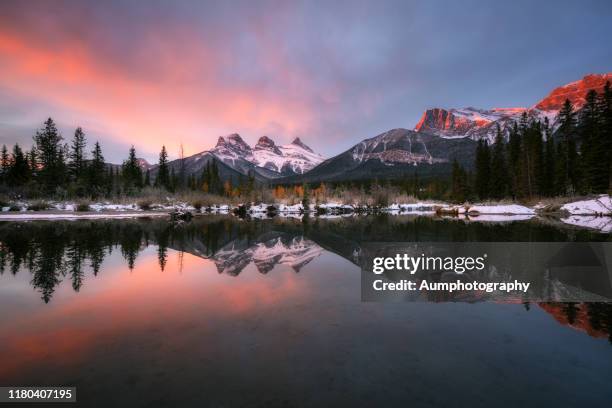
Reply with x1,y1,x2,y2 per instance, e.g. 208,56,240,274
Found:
0,215,611,407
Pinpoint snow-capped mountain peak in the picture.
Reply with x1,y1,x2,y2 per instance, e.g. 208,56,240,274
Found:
251,136,324,175
254,136,282,155
204,134,324,176
290,137,314,153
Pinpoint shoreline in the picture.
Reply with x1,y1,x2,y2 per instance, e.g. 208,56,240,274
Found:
0,200,610,233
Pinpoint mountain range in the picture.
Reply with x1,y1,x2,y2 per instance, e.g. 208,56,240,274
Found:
145,72,611,184
148,134,324,182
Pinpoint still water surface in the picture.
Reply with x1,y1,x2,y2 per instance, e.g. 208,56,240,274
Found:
0,215,611,407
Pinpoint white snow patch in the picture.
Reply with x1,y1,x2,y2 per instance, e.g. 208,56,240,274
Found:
561,195,612,215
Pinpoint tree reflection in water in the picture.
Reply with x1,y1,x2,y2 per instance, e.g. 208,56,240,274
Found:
0,215,611,343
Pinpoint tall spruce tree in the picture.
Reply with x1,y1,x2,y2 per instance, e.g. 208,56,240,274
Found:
474,139,491,199
489,124,509,199
33,117,66,193
68,127,87,182
451,159,469,203
507,122,522,198
556,99,577,195
7,144,30,186
543,118,556,196
579,90,601,192
89,141,106,196
155,145,170,190
122,145,143,192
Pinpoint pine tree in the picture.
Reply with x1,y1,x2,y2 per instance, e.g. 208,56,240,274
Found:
556,99,577,194
474,139,491,199
593,82,612,192
543,118,556,196
121,145,143,193
155,145,170,190
33,117,66,193
489,124,509,199
520,119,544,197
451,159,469,203
603,81,612,190
7,144,30,186
68,127,87,182
211,159,220,194
89,141,106,196
507,122,522,198
579,90,600,192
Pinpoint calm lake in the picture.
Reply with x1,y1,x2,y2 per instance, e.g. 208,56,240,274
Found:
0,215,611,407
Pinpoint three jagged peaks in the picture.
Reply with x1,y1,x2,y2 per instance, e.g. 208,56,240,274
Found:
211,133,324,175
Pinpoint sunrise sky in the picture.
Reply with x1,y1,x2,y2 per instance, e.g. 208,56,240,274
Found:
1,0,611,163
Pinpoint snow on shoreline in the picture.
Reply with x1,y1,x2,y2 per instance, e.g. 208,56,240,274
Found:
560,195,612,216
0,196,610,232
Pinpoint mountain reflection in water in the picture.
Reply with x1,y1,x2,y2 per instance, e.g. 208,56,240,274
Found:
0,215,611,346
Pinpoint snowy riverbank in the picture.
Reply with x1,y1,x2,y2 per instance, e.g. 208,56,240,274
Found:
0,195,610,232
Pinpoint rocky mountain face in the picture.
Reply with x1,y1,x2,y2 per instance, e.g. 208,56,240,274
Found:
535,73,612,111
282,128,477,183
414,73,612,143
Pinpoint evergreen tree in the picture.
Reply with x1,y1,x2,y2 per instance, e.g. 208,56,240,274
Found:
520,119,544,197
578,90,601,192
68,127,87,182
7,144,30,186
556,99,577,194
507,122,522,198
543,119,556,196
489,124,509,199
451,159,469,203
155,146,170,190
602,81,612,190
474,139,491,199
88,141,106,196
211,159,221,194
33,117,66,193
121,145,143,192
